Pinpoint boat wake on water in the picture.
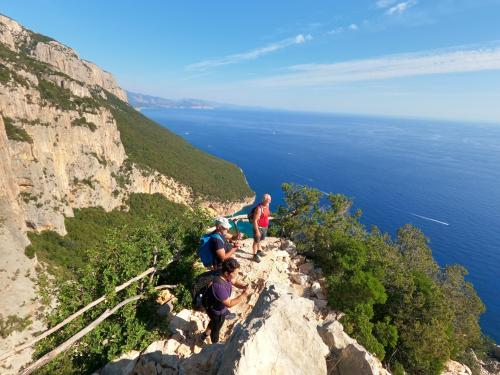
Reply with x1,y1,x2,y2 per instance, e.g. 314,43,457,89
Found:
410,213,450,226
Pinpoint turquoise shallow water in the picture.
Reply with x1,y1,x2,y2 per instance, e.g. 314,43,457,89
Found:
144,107,500,342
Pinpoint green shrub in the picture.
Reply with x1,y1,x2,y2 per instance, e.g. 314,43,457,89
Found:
71,117,97,132
0,63,10,83
38,79,74,110
273,183,486,375
0,315,32,338
3,116,33,143
28,194,211,374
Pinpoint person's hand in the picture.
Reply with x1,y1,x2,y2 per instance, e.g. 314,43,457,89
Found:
243,286,252,297
233,240,241,248
236,233,243,240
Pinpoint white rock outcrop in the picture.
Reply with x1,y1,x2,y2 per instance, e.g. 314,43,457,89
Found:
216,283,329,375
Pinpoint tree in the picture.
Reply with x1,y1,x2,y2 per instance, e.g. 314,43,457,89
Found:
272,183,487,375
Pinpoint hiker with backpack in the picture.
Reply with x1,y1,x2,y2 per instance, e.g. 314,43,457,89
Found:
250,193,272,263
198,217,240,269
198,258,251,344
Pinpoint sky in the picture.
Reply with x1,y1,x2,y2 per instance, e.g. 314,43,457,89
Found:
2,0,500,123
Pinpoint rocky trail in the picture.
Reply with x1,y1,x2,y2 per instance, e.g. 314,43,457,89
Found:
96,237,390,375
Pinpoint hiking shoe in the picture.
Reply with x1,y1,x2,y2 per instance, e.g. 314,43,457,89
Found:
253,254,261,263
257,250,266,257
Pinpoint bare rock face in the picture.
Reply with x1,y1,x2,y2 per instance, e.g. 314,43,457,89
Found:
318,319,390,375
332,343,391,375
0,14,127,101
441,360,472,375
216,283,329,375
318,320,355,351
0,14,252,373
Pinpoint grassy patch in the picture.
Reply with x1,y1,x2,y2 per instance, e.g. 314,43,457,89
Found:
72,177,95,189
3,116,33,143
71,117,97,132
106,93,253,201
0,315,32,338
26,193,187,279
0,63,10,83
38,79,73,110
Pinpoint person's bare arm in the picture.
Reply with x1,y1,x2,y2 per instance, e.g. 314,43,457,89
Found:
253,207,262,234
232,278,249,290
221,288,251,308
215,247,237,261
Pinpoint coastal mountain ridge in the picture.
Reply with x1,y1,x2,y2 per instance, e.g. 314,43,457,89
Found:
127,91,222,110
0,14,252,373
0,13,498,375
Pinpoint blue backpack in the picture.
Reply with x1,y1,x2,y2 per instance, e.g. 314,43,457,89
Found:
198,232,224,267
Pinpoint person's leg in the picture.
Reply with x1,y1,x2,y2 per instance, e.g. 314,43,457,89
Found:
203,310,216,340
252,228,261,262
209,313,226,343
260,227,267,251
256,228,267,257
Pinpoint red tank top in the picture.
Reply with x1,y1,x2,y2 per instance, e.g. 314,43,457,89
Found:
257,205,270,227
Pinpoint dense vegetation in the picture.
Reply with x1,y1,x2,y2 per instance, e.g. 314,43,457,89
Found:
270,183,490,375
27,194,189,279
28,193,210,374
2,116,33,143
105,93,253,201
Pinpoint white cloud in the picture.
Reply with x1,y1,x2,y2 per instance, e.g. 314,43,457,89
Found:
295,34,312,44
327,27,344,35
186,34,312,71
386,0,418,15
376,0,398,8
243,43,500,88
327,24,357,35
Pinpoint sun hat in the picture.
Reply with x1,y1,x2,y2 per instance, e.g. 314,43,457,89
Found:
215,217,231,229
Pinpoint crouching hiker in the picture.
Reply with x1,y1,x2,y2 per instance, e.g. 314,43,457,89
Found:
198,217,240,270
200,258,250,344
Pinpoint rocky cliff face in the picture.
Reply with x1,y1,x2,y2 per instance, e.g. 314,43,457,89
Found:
0,15,252,373
0,15,127,101
0,14,250,237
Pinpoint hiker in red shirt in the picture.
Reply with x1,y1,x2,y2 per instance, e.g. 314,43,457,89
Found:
252,194,271,263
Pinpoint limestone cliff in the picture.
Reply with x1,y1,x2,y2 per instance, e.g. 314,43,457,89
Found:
0,14,253,372
0,14,127,101
0,13,252,237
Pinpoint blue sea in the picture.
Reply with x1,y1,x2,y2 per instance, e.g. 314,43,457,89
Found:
143,107,500,342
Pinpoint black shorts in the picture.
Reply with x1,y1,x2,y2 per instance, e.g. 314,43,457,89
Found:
253,227,268,242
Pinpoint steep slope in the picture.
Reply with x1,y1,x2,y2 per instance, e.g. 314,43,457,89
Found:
0,14,253,373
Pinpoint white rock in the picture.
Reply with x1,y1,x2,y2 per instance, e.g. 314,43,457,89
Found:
100,350,141,375
169,309,195,335
311,281,322,296
216,283,329,375
336,342,391,375
442,360,472,375
180,344,224,375
318,320,355,350
290,272,308,285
